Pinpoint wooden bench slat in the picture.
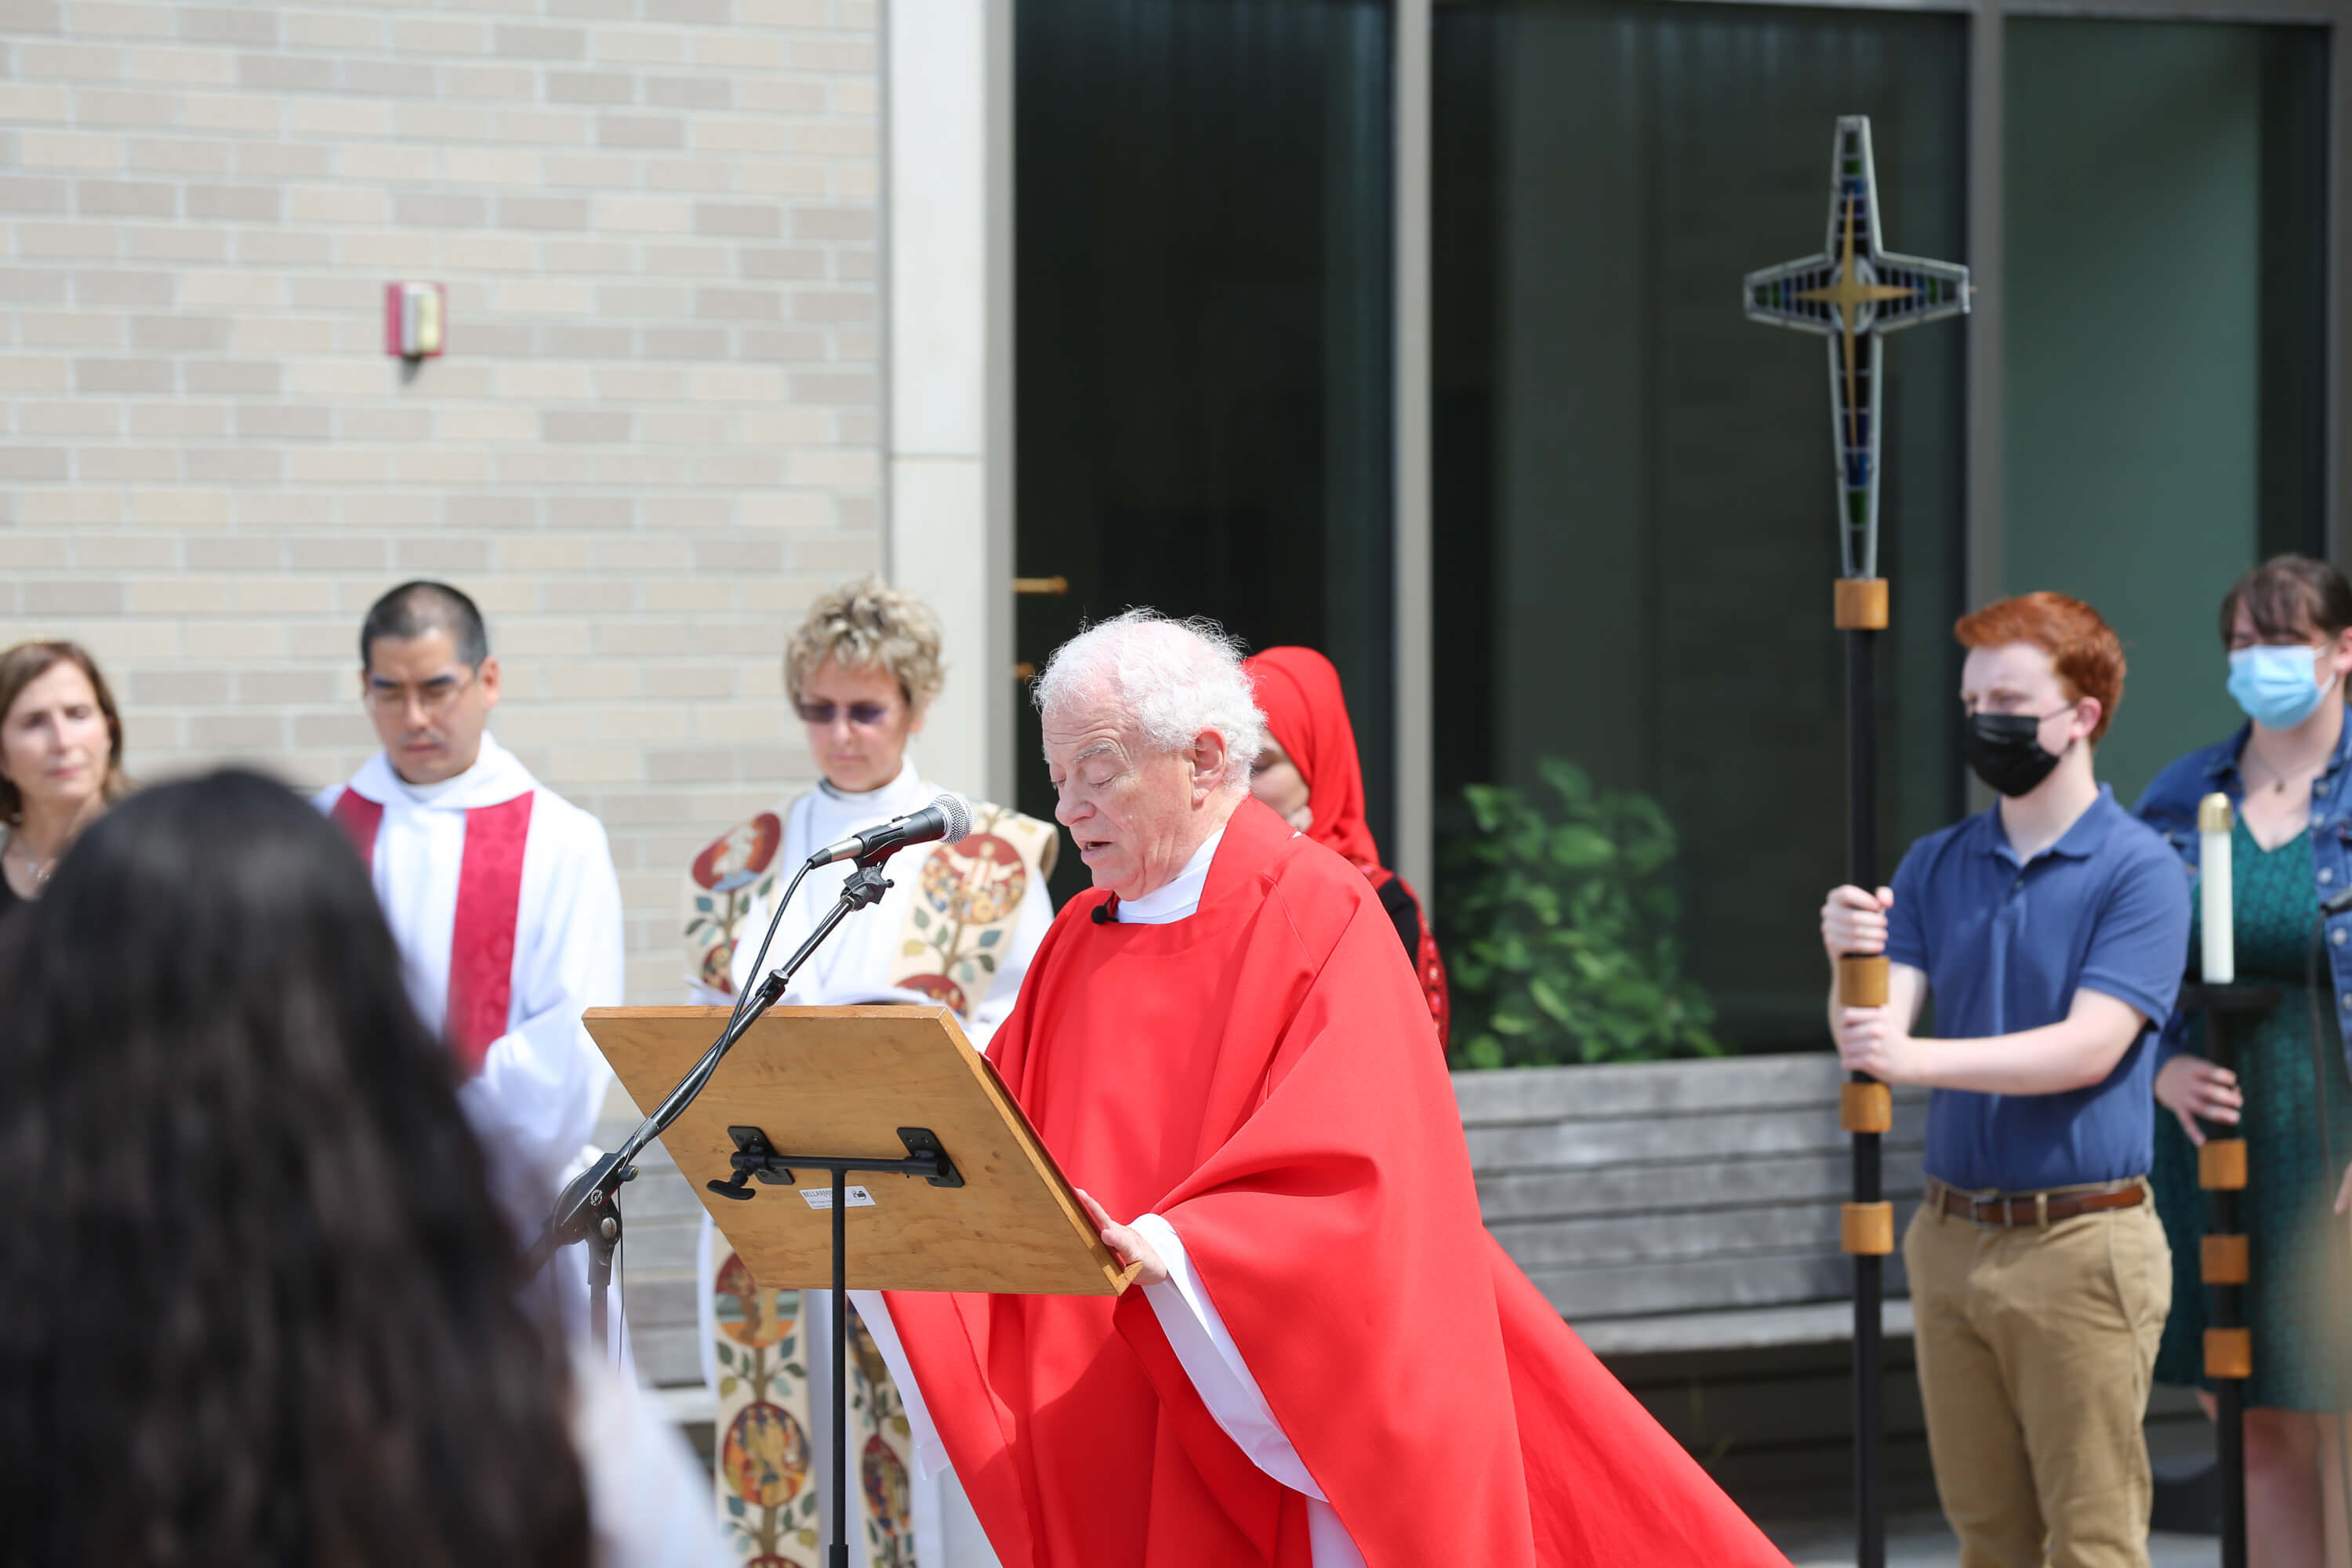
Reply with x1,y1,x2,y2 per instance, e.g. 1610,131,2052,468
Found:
1452,1056,1928,1124
1477,1151,1924,1222
1575,1298,1917,1356
1488,1199,1923,1270
1465,1100,1927,1171
1526,1251,1914,1322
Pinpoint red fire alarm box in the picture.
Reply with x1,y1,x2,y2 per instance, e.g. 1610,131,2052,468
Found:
383,281,445,359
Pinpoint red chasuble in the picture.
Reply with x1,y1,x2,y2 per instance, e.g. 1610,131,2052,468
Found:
884,798,1785,1567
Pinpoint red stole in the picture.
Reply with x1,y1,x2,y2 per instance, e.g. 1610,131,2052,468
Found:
331,786,535,1075
884,799,1783,1568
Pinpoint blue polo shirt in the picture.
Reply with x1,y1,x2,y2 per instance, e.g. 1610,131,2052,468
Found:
1884,786,2190,1192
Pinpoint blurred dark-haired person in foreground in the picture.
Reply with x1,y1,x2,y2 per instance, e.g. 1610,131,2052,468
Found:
0,770,720,1568
0,638,130,920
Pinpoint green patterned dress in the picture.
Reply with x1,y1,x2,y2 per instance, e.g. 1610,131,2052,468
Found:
2151,818,2352,1409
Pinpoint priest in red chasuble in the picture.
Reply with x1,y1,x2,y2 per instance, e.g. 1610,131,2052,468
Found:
853,610,1785,1566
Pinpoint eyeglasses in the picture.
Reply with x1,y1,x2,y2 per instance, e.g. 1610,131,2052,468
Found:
368,670,477,714
796,700,894,728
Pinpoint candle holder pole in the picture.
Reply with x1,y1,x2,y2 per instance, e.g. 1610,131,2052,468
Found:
2177,980,2273,1568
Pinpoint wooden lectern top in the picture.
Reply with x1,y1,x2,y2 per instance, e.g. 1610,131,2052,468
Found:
586,1005,1131,1297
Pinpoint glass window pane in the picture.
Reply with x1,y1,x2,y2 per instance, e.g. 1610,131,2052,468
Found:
2003,18,2328,803
1014,0,1395,905
1434,0,1969,1057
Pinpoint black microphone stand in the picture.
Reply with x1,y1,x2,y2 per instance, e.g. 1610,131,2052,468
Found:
524,852,897,1355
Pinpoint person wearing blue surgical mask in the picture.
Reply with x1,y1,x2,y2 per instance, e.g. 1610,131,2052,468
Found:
2136,554,2352,1568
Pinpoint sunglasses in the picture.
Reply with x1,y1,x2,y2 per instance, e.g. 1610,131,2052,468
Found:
796,700,894,728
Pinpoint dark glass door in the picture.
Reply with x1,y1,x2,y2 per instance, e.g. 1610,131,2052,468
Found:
1433,0,1969,1053
1014,0,1395,906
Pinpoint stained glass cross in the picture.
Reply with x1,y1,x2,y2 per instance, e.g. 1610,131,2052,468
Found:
1744,117,1969,579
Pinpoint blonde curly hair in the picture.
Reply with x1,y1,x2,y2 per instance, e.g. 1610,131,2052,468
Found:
784,577,946,713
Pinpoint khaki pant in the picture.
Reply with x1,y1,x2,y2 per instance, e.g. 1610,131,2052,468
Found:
1904,1190,2172,1568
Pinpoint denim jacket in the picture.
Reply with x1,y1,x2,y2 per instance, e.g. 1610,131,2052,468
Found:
2132,717,2352,1071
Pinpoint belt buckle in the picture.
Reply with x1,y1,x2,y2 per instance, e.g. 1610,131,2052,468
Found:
1963,1189,2002,1226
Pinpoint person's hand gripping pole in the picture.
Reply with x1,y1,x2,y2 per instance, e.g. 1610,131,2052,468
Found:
1823,885,1912,1083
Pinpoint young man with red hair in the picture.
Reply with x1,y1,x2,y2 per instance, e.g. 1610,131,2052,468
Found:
1821,592,2190,1566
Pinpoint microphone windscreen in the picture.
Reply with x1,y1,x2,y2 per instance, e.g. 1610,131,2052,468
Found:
932,793,972,844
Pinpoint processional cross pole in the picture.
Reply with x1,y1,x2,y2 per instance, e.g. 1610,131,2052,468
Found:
1744,116,1969,1568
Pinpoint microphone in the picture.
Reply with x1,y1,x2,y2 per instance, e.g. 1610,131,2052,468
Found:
804,793,972,868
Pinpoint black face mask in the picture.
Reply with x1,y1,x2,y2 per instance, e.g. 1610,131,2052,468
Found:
1963,712,2067,798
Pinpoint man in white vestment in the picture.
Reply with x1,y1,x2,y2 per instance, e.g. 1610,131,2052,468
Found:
315,580,628,1356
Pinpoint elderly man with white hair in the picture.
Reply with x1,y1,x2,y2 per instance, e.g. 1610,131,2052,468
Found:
857,610,1784,1567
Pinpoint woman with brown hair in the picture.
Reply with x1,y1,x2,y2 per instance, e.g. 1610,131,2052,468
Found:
2138,553,2352,1566
0,640,129,916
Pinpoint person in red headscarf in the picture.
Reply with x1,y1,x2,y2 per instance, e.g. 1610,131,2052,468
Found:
1244,646,1450,1047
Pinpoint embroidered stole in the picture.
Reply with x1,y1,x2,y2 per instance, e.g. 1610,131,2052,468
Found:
332,786,535,1075
682,798,1057,1006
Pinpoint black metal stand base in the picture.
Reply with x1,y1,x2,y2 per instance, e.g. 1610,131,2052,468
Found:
717,1139,960,1568
522,851,904,1547
539,1148,633,1351
524,859,898,1327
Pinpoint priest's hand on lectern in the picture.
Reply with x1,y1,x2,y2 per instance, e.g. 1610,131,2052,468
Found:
1075,1187,1168,1286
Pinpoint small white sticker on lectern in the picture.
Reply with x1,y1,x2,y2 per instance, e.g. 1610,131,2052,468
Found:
802,1186,877,1210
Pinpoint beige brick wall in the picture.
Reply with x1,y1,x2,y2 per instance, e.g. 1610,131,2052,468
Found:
0,0,882,1002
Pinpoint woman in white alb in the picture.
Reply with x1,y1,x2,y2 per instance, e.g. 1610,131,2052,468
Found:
680,579,1054,1568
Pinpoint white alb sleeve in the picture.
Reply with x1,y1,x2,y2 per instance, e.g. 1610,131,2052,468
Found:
1130,1216,1364,1566
1127,1214,1321,1497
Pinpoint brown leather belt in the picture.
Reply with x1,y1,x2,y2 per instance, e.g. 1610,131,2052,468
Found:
1926,1178,2146,1229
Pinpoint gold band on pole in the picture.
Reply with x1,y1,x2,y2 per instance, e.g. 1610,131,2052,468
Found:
2205,1327,2253,1381
1838,955,1889,1007
2198,1139,2249,1192
1842,1201,1895,1256
1840,1081,1893,1134
1833,578,1889,630
2201,1233,2251,1285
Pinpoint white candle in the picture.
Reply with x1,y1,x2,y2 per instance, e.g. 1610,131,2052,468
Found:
2200,792,2234,985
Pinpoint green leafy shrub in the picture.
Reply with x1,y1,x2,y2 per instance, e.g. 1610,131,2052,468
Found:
1442,760,1722,1069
